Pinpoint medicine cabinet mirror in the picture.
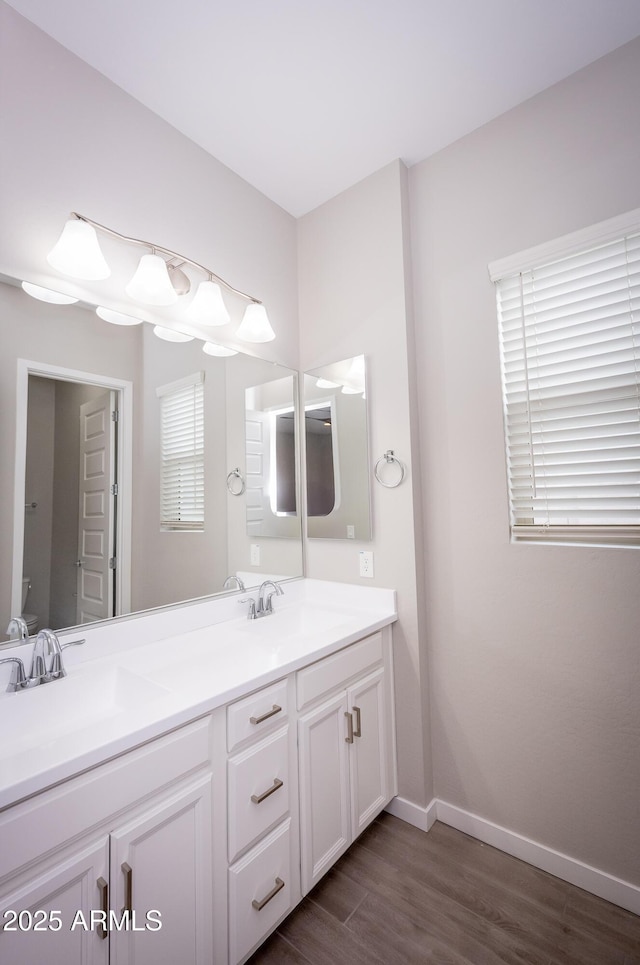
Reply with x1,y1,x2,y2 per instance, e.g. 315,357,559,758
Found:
303,355,371,541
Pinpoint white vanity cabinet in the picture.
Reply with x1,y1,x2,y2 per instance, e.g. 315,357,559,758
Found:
0,719,213,965
225,677,301,964
297,629,396,894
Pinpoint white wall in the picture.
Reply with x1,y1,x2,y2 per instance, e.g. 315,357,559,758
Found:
410,37,640,886
298,161,432,807
0,2,299,368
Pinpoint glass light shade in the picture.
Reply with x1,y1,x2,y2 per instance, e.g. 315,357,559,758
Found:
96,306,143,326
126,254,178,306
185,280,230,325
47,219,111,280
235,303,275,342
152,325,194,342
316,377,340,388
21,281,78,304
202,341,237,357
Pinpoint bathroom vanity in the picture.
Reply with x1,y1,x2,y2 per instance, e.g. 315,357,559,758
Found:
0,579,397,964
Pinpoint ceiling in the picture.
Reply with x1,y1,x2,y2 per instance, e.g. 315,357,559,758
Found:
6,0,640,216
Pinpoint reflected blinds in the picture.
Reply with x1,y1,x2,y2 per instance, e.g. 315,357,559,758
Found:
495,229,640,545
157,372,204,531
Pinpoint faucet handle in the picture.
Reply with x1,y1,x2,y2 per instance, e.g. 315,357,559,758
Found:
238,597,257,620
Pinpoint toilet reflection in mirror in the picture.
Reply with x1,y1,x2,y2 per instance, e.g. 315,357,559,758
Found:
304,356,371,541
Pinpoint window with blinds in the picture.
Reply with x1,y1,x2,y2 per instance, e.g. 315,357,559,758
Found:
491,213,640,546
156,372,205,532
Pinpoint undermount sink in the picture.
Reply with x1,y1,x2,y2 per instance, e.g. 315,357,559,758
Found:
237,604,352,640
1,665,170,754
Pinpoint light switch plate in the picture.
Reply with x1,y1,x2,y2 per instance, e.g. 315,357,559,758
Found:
250,543,261,566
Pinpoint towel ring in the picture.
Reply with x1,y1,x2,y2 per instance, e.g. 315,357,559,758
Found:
226,468,246,496
374,450,405,488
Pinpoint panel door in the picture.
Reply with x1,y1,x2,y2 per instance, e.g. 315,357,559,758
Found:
77,391,115,624
0,838,109,965
298,692,351,895
347,667,389,837
109,777,213,965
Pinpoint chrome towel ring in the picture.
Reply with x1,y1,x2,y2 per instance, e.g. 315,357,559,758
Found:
226,468,246,495
374,450,405,488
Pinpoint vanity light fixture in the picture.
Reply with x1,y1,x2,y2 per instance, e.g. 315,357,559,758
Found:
152,325,194,343
21,281,79,305
341,354,366,394
96,306,143,326
202,341,238,357
45,213,275,342
47,218,111,280
316,377,340,388
235,302,275,342
186,279,231,326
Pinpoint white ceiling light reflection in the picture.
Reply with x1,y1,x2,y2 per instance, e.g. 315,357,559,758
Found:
21,282,78,304
153,325,194,342
96,306,143,326
202,341,237,357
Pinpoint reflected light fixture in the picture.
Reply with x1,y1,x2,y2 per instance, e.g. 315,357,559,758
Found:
342,354,366,394
21,281,78,304
96,306,143,326
153,325,194,342
235,302,275,342
202,341,237,357
45,213,275,342
316,377,340,388
47,218,111,280
186,279,231,326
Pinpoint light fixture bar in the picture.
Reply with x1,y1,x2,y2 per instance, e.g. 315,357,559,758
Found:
68,212,263,306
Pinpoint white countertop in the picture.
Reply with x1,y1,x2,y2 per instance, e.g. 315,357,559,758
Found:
0,579,396,810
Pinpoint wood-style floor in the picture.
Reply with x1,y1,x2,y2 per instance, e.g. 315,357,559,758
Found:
248,813,640,965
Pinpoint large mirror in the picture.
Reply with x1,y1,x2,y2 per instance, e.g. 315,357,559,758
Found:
304,356,371,540
0,278,303,642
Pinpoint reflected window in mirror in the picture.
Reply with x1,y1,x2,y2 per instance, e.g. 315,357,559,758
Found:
303,356,371,541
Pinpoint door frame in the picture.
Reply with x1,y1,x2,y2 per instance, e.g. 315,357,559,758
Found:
11,359,133,624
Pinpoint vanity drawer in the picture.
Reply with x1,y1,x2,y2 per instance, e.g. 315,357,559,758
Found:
228,819,292,964
297,631,383,710
227,678,288,752
228,728,290,862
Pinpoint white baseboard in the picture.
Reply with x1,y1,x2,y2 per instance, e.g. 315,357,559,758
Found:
385,795,438,832
385,797,640,917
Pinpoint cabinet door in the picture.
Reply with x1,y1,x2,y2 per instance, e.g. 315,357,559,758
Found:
298,692,351,895
348,666,389,838
0,838,109,965
109,776,213,965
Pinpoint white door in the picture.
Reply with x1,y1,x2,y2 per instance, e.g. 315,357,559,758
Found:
0,838,109,965
298,692,351,895
77,392,115,624
348,667,388,837
245,409,272,536
109,778,213,965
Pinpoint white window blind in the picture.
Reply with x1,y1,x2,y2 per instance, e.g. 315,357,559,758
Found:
494,224,640,546
156,373,204,532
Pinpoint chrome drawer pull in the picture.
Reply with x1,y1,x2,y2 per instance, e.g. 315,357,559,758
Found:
251,777,284,804
252,877,285,911
345,711,354,744
122,861,133,915
353,705,362,738
250,704,282,725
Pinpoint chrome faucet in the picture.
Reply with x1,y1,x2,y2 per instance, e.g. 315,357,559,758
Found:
6,616,29,643
0,657,28,692
223,575,246,591
257,580,284,616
